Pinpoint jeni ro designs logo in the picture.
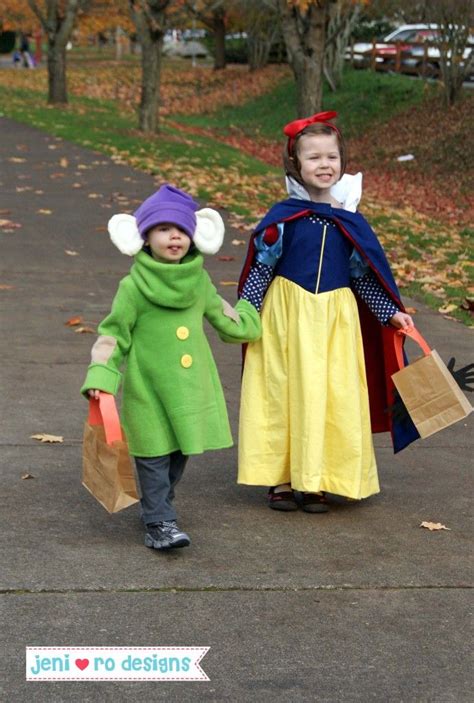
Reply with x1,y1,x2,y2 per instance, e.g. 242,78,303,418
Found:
26,647,209,681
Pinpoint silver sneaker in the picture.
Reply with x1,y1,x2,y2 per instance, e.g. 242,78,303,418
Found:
158,520,191,548
144,524,171,550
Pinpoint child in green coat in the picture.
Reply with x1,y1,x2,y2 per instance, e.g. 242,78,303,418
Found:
82,184,261,551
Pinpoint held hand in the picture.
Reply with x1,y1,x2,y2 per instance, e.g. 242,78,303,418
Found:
87,389,101,400
389,312,414,329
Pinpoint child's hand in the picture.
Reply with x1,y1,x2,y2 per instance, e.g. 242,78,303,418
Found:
389,312,414,329
87,389,101,400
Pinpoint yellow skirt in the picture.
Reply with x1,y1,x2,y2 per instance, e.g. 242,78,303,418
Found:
238,277,379,499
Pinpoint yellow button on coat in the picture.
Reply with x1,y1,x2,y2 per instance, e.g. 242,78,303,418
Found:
181,354,193,368
176,326,189,340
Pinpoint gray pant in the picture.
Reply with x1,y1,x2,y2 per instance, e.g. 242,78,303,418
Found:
134,451,188,525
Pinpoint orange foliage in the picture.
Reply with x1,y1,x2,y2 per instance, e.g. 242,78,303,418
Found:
0,0,34,31
0,61,289,116
77,0,133,37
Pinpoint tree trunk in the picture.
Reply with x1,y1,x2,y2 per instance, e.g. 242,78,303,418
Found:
47,40,67,104
138,25,163,132
279,0,329,116
295,53,325,115
247,33,271,71
324,4,361,91
129,1,169,133
428,0,474,106
213,12,226,70
185,2,227,70
247,20,280,72
27,0,84,106
115,26,123,61
440,58,467,106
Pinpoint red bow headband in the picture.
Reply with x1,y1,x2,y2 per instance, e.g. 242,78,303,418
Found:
283,111,340,154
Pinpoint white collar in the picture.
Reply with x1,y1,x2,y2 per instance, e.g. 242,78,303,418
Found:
285,173,363,213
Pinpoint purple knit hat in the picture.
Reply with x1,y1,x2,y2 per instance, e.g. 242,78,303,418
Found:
134,184,199,239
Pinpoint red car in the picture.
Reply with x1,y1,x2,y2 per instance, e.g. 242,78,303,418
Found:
373,29,440,75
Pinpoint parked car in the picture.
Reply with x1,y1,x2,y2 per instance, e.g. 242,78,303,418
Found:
346,24,438,66
347,23,473,81
374,28,440,75
404,34,474,79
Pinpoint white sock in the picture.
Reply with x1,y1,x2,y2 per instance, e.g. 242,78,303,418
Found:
273,483,292,494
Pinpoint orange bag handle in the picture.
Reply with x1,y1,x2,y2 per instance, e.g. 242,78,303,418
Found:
87,393,123,445
393,326,432,369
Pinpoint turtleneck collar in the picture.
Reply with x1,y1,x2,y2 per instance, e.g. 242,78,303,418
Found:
130,249,204,308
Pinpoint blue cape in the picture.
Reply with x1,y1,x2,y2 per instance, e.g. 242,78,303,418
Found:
238,199,420,453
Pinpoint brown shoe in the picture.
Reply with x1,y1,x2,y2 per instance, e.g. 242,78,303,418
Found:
300,492,329,513
267,486,298,511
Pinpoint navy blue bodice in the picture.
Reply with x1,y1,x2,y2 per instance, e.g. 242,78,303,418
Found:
274,215,353,294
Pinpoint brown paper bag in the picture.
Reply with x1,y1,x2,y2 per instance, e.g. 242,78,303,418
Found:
82,393,139,513
391,327,472,439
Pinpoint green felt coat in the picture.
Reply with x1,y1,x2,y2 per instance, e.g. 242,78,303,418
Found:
81,250,261,457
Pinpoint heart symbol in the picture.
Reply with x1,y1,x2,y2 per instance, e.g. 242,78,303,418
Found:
75,658,89,671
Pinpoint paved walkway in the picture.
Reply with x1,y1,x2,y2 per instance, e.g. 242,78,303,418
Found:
0,116,472,702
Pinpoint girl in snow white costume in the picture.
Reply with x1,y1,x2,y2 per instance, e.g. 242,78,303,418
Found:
237,111,416,513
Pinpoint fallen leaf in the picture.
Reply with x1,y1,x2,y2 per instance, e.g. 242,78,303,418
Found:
88,193,102,199
37,209,52,215
21,473,35,479
95,226,107,232
30,433,64,443
65,250,79,256
405,306,417,314
74,326,96,334
0,284,14,289
218,256,236,262
231,239,246,246
419,521,451,531
60,157,69,168
8,156,26,163
438,303,457,314
219,281,239,286
65,316,83,326
0,219,22,230
0,209,11,216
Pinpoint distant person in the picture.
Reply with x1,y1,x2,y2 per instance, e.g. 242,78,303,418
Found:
12,50,22,68
81,184,261,551
238,111,414,513
19,33,34,68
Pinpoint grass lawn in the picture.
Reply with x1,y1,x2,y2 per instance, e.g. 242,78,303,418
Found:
0,57,471,324
174,67,432,141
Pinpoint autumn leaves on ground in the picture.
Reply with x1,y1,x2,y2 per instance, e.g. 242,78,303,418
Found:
0,57,472,323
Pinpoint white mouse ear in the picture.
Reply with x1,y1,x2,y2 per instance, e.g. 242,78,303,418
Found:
108,214,143,256
193,208,225,255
